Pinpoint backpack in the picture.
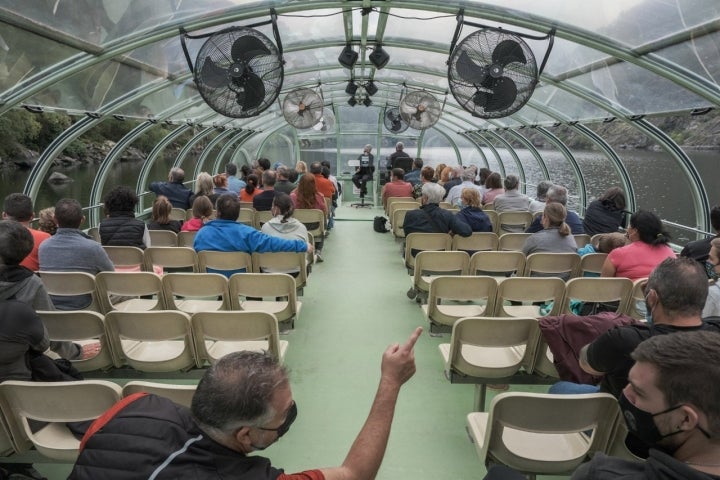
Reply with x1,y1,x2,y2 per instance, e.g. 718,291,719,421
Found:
373,216,389,233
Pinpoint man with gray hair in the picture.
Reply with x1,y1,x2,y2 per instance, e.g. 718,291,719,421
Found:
274,165,295,194
149,167,193,209
446,168,484,207
526,184,585,234
528,180,552,213
403,183,472,237
70,328,423,480
387,141,411,172
492,175,531,213
442,165,465,198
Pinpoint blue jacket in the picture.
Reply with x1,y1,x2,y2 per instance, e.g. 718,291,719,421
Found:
455,207,493,232
149,181,193,210
194,219,307,254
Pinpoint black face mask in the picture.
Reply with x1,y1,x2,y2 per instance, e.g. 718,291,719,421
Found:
251,402,298,451
619,392,683,446
705,261,719,281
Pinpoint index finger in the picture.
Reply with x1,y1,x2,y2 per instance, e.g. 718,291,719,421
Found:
400,326,423,351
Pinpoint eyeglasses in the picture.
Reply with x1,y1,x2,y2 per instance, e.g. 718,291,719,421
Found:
258,401,297,438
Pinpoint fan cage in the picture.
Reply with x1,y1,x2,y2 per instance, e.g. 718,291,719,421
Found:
399,91,442,130
448,28,537,119
195,27,283,119
282,88,325,129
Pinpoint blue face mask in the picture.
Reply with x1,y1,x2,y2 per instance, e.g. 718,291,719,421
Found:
705,261,719,282
644,293,654,326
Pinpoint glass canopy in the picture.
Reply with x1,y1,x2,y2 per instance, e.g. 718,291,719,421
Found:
0,0,718,232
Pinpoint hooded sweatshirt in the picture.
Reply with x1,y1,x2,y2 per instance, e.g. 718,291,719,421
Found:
572,450,720,480
261,216,308,242
0,265,79,359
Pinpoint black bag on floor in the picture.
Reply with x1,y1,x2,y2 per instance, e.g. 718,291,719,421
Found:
373,216,389,233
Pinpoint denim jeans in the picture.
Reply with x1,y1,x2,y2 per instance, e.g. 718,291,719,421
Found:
548,381,601,395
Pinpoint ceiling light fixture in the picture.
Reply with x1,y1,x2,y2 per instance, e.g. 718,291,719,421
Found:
365,80,378,96
338,44,358,69
369,44,389,69
348,97,357,107
345,80,358,95
363,97,372,107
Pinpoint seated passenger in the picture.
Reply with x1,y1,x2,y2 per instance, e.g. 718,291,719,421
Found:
381,168,413,209
491,175,531,213
39,198,115,311
522,203,578,256
525,185,584,234
411,166,435,199
403,183,472,237
261,193,308,242
680,204,720,263
189,172,219,208
446,169,483,207
147,195,182,233
601,209,675,281
577,232,628,256
239,173,263,203
582,186,627,236
99,186,149,249
455,188,493,233
37,206,57,236
181,196,213,233
481,172,504,206
702,237,720,318
290,174,328,216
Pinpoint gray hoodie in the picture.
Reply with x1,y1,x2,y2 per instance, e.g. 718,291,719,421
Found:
0,266,80,359
261,216,308,242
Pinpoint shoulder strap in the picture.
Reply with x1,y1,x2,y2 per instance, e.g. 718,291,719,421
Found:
79,392,149,452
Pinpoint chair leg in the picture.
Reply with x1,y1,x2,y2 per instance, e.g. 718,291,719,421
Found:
474,384,488,412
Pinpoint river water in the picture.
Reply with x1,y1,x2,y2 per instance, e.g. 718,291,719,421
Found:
1,148,717,244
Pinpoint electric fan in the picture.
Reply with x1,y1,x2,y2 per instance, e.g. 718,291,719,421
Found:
313,107,336,132
383,107,409,134
193,27,283,118
399,91,442,130
282,88,324,129
448,28,537,119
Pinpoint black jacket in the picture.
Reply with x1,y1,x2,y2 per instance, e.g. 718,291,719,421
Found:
100,213,146,249
70,394,284,480
150,181,193,209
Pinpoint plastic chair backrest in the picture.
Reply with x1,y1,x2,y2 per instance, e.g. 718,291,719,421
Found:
102,246,145,270
469,251,525,279
105,310,197,371
574,234,592,248
385,196,416,216
388,201,419,220
162,273,230,312
625,278,649,320
476,392,620,474
121,381,196,408
197,250,252,277
228,273,300,327
425,276,498,328
36,310,114,372
169,208,186,222
177,230,197,248
38,271,102,313
191,311,285,364
392,208,411,239
237,207,255,226
404,232,453,272
452,232,499,255
497,233,532,251
579,253,608,277
148,230,178,247
495,277,566,317
95,271,166,313
560,277,633,314
143,246,198,273
497,211,534,234
0,380,122,459
253,209,273,229
292,209,325,238
252,252,308,293
523,252,581,280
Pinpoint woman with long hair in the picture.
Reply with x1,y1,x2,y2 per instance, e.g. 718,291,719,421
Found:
290,174,328,215
181,195,213,232
522,203,577,256
189,172,218,207
601,209,675,280
482,172,504,205
582,186,627,236
239,173,263,203
433,163,446,183
147,195,182,233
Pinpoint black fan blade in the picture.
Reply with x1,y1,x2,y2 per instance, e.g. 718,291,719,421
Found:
231,35,271,63
391,119,403,132
199,57,228,89
456,50,488,84
474,77,518,112
491,39,527,67
234,72,266,110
